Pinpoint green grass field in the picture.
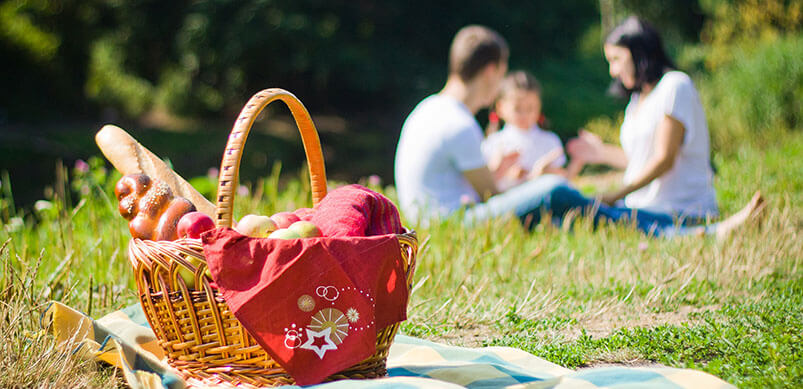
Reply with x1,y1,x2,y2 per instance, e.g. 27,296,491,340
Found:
0,127,800,387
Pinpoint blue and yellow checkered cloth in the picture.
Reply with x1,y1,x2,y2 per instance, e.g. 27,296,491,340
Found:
42,302,733,388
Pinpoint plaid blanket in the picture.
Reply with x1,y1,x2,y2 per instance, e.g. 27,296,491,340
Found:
42,302,734,388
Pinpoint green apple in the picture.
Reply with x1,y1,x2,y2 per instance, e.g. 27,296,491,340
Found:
267,228,301,239
177,257,204,289
235,214,278,237
288,221,322,238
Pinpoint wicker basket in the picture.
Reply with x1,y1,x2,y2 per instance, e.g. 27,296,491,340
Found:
127,88,418,387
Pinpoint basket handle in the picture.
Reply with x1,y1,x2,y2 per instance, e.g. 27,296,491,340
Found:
215,88,327,228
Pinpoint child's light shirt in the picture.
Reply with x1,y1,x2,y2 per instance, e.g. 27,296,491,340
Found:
482,123,566,168
482,124,566,191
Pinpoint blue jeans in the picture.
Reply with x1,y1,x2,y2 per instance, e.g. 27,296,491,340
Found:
464,175,715,238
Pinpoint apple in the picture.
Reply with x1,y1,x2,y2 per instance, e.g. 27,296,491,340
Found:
268,228,301,239
177,211,216,239
270,211,301,229
235,214,278,237
294,207,315,219
288,221,322,238
177,257,205,289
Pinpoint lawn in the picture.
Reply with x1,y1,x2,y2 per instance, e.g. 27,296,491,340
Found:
0,127,800,387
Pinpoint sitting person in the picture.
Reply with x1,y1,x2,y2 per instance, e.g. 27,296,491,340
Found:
394,24,513,222
482,70,582,191
569,16,718,217
545,16,763,238
394,21,762,238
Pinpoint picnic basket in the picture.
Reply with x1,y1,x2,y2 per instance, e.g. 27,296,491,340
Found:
126,88,419,387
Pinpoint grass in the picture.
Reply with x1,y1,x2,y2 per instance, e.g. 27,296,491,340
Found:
0,127,800,387
0,239,122,388
487,278,802,387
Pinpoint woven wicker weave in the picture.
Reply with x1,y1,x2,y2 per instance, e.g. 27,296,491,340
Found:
127,88,418,387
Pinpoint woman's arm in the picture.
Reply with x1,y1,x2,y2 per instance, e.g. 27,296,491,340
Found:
566,130,629,170
601,114,685,204
563,157,585,179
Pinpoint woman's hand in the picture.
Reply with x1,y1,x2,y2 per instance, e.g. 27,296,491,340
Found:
599,190,625,206
567,130,629,169
567,130,606,164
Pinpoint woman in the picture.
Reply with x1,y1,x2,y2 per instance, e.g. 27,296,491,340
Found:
465,16,762,238
571,16,717,218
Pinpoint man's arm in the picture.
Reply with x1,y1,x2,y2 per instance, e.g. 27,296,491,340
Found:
463,166,500,201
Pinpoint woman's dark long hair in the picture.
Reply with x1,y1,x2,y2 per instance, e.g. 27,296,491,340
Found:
606,16,676,98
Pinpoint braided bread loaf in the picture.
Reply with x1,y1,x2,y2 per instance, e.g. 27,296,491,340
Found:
115,173,196,241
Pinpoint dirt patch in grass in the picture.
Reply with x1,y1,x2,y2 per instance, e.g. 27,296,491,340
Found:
414,304,719,349
580,360,671,370
411,323,500,348
569,304,720,340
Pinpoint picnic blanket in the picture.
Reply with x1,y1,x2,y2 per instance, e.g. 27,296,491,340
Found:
41,302,734,388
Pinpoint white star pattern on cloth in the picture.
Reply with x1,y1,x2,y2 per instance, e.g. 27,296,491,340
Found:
299,327,338,359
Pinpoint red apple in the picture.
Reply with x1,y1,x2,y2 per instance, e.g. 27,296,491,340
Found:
288,221,322,238
293,207,315,219
177,211,215,239
270,211,301,228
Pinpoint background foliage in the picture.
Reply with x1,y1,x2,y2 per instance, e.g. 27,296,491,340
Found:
2,0,603,119
0,0,800,205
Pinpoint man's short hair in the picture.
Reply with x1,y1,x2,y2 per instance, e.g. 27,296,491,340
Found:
449,25,509,82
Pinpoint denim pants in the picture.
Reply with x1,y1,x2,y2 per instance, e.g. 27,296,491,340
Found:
464,175,715,238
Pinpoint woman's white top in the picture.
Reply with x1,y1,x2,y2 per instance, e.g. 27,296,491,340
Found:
620,71,718,217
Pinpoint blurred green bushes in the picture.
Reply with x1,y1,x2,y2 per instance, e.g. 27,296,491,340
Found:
1,0,800,206
0,0,602,120
699,35,802,152
2,0,799,133
691,0,801,152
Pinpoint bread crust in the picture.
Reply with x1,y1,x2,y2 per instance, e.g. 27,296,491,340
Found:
96,124,216,217
115,173,197,241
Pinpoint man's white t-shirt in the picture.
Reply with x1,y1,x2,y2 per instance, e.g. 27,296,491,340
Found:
620,71,718,217
394,94,486,221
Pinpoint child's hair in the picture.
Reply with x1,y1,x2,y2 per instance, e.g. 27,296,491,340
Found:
498,70,542,100
487,70,547,133
449,25,509,82
605,16,676,97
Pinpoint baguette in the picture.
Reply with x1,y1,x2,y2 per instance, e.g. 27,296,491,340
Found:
95,124,216,217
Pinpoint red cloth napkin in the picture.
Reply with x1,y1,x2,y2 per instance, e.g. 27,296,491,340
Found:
201,228,409,386
307,185,403,237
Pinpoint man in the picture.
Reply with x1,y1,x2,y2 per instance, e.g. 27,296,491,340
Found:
395,25,515,223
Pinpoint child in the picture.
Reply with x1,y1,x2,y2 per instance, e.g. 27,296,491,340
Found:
482,70,581,190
